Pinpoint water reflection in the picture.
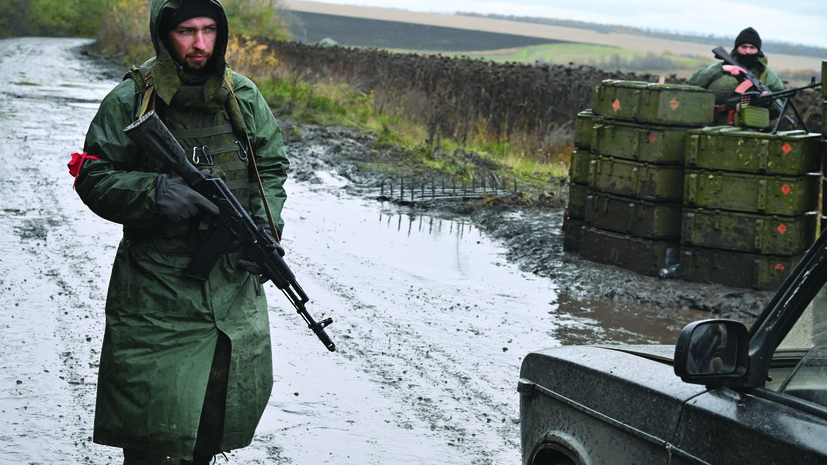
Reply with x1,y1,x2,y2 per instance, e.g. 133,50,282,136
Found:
383,210,474,241
286,177,705,347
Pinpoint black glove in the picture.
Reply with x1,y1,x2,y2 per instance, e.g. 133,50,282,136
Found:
155,174,219,222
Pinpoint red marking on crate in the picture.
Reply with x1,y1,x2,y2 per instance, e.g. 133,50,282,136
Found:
777,224,788,234
782,143,793,155
649,133,657,143
670,98,680,110
613,99,621,112
774,264,786,271
781,184,791,195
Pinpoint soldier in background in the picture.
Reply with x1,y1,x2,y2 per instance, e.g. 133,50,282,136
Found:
689,27,785,106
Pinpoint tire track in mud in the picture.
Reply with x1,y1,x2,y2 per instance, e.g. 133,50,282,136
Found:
0,37,124,464
285,255,521,465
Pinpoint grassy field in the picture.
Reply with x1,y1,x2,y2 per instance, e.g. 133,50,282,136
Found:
455,43,712,78
288,11,567,51
283,0,822,83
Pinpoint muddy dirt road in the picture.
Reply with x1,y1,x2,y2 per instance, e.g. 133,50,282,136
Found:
0,37,769,465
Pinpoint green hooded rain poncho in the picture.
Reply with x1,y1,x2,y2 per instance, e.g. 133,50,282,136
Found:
75,0,289,459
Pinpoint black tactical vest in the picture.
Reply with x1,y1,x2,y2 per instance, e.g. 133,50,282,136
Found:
125,65,252,255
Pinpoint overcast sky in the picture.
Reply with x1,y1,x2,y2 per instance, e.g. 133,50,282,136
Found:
314,0,827,48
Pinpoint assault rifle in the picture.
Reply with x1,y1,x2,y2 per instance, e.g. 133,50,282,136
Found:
124,111,335,352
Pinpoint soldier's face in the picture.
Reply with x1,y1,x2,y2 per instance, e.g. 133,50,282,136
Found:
167,16,217,72
736,43,759,55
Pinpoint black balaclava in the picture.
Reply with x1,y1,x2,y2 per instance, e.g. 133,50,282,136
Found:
733,27,762,69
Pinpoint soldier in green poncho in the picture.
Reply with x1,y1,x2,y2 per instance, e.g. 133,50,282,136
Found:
74,0,290,463
689,26,785,107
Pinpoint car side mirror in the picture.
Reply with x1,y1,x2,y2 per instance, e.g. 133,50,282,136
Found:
674,319,750,387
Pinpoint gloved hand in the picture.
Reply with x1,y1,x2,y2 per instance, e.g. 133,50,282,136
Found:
722,64,747,76
238,225,285,282
155,174,219,222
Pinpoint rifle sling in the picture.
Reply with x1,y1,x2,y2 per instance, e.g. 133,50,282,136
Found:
223,73,281,243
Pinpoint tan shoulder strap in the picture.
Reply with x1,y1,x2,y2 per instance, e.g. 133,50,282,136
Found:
137,67,156,117
139,84,156,117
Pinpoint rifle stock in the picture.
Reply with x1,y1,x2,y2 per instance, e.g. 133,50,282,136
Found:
124,111,336,352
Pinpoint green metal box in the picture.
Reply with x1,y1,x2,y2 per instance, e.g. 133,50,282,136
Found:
580,227,680,277
685,127,822,175
592,80,714,126
822,100,827,135
684,170,819,216
563,216,585,253
586,192,682,239
567,182,589,220
591,120,689,164
569,149,592,185
590,155,685,201
823,61,827,98
680,247,802,291
681,208,816,256
574,110,596,149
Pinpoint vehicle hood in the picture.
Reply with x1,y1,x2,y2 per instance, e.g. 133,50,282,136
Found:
598,344,676,365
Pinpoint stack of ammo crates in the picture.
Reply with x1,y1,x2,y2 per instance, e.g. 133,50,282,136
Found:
824,60,827,232
680,127,821,290
563,78,824,290
568,80,715,276
562,110,593,253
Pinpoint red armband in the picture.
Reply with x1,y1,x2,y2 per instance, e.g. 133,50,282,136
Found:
67,151,100,188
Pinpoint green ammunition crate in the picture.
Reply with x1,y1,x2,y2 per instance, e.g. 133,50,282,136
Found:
685,127,822,175
569,149,592,185
585,192,682,239
822,100,827,134
591,120,689,164
580,227,680,276
681,208,816,255
823,61,827,98
680,247,803,291
592,80,714,126
590,155,685,201
684,170,819,216
574,110,596,149
563,216,585,253
567,182,589,219
733,104,770,129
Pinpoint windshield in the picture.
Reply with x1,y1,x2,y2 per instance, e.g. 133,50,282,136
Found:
778,284,827,351
767,278,827,395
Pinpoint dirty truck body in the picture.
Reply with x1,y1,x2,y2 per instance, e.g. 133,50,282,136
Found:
520,228,827,464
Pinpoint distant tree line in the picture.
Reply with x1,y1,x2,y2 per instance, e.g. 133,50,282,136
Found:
0,0,108,37
461,13,827,59
0,0,289,54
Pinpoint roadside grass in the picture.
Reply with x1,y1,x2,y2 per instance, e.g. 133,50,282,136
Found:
256,73,568,191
